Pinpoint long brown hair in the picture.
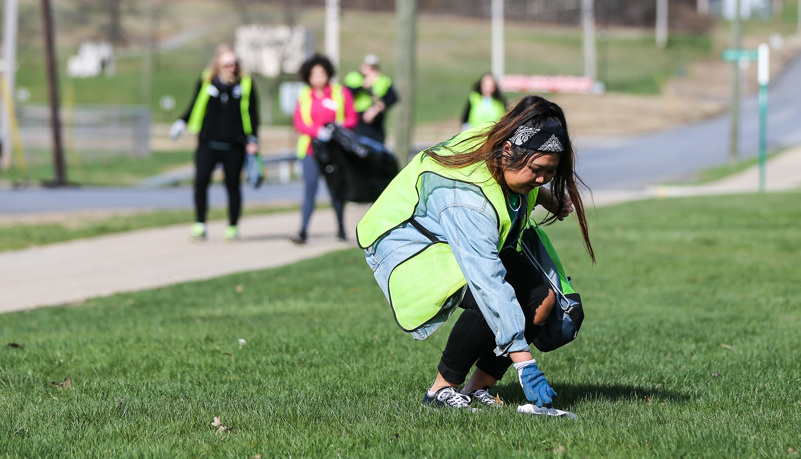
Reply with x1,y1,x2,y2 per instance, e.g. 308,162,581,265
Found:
427,94,595,262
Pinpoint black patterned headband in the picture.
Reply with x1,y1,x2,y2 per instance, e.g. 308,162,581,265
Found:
508,118,567,153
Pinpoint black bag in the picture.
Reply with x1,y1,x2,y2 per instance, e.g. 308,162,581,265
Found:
518,225,585,352
312,125,399,203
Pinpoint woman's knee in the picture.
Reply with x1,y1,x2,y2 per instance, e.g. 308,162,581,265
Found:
532,289,556,325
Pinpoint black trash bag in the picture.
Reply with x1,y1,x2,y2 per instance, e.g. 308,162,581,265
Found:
312,124,399,203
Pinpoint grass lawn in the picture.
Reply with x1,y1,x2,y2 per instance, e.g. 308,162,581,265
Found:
0,203,298,253
1,193,799,456
0,150,193,188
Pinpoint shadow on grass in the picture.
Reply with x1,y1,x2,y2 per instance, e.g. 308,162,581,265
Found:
494,382,689,407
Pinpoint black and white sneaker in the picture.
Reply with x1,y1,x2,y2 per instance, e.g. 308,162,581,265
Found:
421,386,475,410
468,388,503,407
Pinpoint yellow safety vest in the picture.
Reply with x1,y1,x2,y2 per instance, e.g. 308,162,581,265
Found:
357,125,538,331
296,83,346,158
467,91,506,127
187,70,253,135
342,72,393,113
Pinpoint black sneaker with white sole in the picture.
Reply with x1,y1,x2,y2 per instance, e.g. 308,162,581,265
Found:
421,386,475,410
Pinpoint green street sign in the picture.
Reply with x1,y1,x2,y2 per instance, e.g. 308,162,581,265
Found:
722,48,758,61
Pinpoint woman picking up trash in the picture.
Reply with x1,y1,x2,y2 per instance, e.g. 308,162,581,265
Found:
357,95,595,411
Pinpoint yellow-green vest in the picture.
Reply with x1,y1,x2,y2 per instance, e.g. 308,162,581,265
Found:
296,84,346,158
357,126,538,331
467,91,506,127
343,72,393,112
187,70,253,135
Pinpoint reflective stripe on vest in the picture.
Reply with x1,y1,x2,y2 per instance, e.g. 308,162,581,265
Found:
296,83,345,158
187,70,253,135
356,124,539,331
467,92,506,127
343,72,393,113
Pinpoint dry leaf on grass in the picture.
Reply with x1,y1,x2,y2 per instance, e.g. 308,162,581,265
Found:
51,377,72,390
212,416,229,434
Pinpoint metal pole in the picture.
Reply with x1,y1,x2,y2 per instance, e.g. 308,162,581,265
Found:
394,0,417,165
727,0,742,166
656,0,668,49
325,0,340,72
491,0,504,80
41,0,67,186
757,43,769,193
582,0,596,81
1,0,19,170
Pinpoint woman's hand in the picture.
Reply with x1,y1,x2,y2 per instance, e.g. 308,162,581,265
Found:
536,187,574,221
556,195,574,221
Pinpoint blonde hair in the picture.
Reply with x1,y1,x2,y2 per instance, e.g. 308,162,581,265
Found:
209,43,240,84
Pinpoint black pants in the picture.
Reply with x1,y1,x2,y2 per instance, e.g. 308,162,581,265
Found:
437,248,551,385
194,143,246,226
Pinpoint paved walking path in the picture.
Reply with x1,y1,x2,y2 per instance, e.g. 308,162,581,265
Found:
1,147,799,314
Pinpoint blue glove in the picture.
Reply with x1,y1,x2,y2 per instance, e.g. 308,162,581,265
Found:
514,359,557,408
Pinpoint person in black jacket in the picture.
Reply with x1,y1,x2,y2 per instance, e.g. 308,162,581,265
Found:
171,43,260,241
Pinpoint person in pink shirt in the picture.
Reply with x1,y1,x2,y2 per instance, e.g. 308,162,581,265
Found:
292,54,358,244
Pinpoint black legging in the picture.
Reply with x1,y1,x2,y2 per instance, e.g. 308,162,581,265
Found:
193,143,246,226
437,248,550,385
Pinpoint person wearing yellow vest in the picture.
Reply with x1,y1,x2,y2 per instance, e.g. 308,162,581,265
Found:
461,73,507,131
291,54,357,244
357,95,595,410
170,43,259,242
343,54,398,145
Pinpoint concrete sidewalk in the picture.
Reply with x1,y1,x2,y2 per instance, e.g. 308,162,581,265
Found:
1,147,799,314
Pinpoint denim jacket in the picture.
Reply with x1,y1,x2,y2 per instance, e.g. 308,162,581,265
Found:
364,172,530,357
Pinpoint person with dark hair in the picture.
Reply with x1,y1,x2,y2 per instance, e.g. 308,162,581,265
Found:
357,95,595,410
461,73,507,130
343,54,398,145
171,43,260,241
291,53,358,244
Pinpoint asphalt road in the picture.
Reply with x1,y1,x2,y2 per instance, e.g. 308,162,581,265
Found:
577,53,801,190
2,55,800,215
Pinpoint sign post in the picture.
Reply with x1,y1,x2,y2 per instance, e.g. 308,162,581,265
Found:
757,43,769,193
722,46,768,191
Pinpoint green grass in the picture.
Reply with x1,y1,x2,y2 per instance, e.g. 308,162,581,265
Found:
12,7,781,126
0,204,297,253
1,193,799,456
0,150,193,187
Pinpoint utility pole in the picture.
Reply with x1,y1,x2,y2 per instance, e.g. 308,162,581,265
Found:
394,0,417,165
582,0,596,81
728,0,742,166
41,0,67,186
656,0,668,49
1,0,19,170
142,0,153,111
491,0,504,80
325,0,340,71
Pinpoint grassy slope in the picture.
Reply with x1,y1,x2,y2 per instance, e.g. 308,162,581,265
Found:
1,193,799,456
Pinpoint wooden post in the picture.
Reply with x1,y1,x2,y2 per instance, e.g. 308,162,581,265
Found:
394,0,417,165
41,0,67,186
